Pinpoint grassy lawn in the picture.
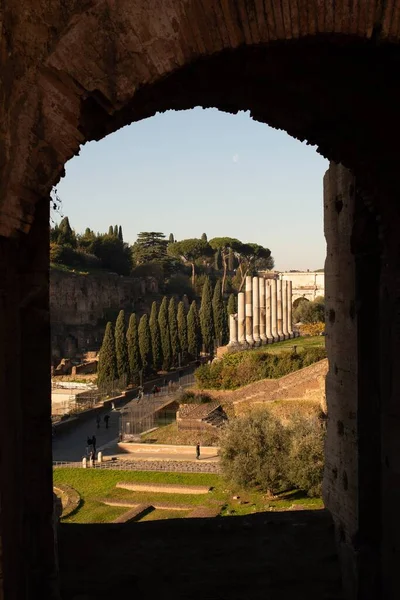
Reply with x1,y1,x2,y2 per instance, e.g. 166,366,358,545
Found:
141,422,219,446
53,468,323,524
255,335,325,353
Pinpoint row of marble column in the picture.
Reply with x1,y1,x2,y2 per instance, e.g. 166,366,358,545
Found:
228,276,296,347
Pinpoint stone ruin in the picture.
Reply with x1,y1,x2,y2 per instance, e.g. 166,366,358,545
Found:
228,275,297,349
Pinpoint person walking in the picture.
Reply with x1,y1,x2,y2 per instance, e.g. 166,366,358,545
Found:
96,414,101,429
104,414,110,429
195,441,200,460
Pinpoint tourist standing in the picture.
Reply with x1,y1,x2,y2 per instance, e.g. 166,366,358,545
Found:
104,414,110,429
92,435,97,454
196,442,200,460
96,414,101,429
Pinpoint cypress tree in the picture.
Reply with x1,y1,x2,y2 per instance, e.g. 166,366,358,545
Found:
118,225,123,241
200,277,214,354
127,313,141,384
168,297,180,366
212,280,228,346
201,232,207,242
115,310,129,379
227,293,237,315
187,301,201,358
158,296,171,370
214,249,222,270
149,301,162,371
97,322,118,385
108,225,114,236
138,314,152,374
169,233,174,243
114,224,118,237
177,301,188,363
228,247,234,271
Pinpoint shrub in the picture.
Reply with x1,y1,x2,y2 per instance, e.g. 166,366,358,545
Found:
220,410,291,495
300,322,325,337
178,391,213,404
195,346,327,390
287,413,325,497
220,408,325,497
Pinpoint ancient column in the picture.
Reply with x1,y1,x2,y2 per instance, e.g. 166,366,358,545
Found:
270,278,278,341
259,277,267,344
245,275,254,346
228,313,239,348
265,280,273,342
237,292,247,346
287,280,294,338
277,278,284,340
282,280,289,339
252,276,260,346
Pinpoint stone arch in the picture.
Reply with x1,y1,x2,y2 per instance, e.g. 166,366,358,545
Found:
1,3,400,599
2,2,400,236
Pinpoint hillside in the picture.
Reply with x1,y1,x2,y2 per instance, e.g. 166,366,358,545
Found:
209,359,328,418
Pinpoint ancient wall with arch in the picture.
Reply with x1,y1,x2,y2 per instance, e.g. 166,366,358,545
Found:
2,2,400,599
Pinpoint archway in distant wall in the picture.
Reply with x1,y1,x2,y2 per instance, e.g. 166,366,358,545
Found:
293,297,310,310
2,3,400,599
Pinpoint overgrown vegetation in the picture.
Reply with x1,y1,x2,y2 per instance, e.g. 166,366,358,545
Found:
220,408,325,497
195,346,327,390
177,390,213,404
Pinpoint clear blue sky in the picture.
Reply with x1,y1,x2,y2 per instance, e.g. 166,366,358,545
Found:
55,108,328,271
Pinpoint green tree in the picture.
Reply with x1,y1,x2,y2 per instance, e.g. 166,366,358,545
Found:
158,296,171,370
91,234,132,275
201,232,207,242
209,237,241,294
149,301,162,371
287,413,325,497
212,280,228,346
220,409,291,495
127,313,141,384
228,247,235,271
168,298,180,366
187,301,201,358
293,297,325,324
227,293,237,315
235,242,273,291
108,225,114,236
167,238,212,285
132,232,168,264
118,225,123,241
115,310,129,379
113,225,118,237
97,322,118,385
138,314,152,374
200,277,214,354
58,216,77,247
214,249,222,271
177,301,188,363
169,233,175,243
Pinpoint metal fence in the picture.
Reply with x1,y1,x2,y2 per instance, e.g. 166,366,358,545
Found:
120,375,195,441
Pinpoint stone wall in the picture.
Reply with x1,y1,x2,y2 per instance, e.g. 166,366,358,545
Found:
50,270,157,360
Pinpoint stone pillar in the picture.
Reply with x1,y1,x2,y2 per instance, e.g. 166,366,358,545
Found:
265,280,273,342
245,275,254,346
287,280,294,338
270,278,278,342
259,277,267,344
228,313,239,349
277,279,284,340
237,292,247,346
0,196,59,599
282,280,289,339
324,162,383,600
252,276,260,346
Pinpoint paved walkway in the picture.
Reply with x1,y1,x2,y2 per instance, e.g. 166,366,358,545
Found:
52,409,120,461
